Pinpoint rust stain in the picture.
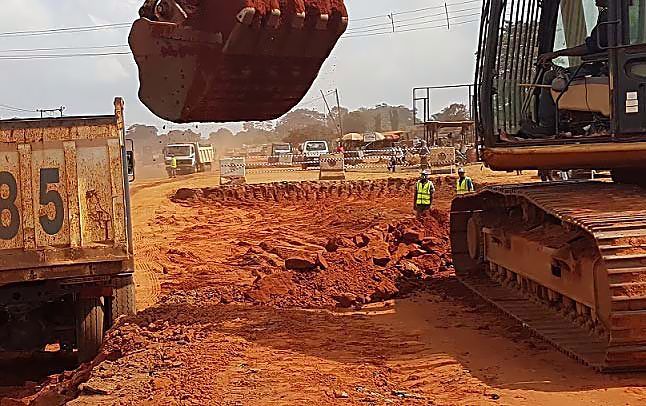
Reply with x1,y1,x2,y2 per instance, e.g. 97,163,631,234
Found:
86,189,112,242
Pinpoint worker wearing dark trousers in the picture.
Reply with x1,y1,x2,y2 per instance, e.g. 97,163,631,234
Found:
388,155,397,172
456,167,475,194
414,170,435,218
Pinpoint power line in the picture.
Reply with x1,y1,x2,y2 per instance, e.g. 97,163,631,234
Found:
343,18,479,39
0,103,35,113
297,90,336,109
0,44,128,53
0,23,130,38
396,12,481,30
0,1,481,39
346,7,481,34
0,51,132,60
348,0,480,23
0,17,480,59
393,0,481,16
0,3,483,59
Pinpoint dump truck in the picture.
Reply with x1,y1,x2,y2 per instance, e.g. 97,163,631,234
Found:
164,142,214,176
0,98,135,363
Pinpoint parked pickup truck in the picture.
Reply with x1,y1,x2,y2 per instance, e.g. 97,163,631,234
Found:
164,142,214,176
0,98,135,362
296,140,329,169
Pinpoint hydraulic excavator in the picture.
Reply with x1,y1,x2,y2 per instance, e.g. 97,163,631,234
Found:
451,0,646,370
127,0,646,371
129,0,347,122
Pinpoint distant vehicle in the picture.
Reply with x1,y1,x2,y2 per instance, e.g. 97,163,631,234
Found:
268,143,292,164
164,143,214,176
298,140,329,168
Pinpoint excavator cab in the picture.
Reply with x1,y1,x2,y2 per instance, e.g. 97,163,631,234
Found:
129,0,347,123
475,0,646,176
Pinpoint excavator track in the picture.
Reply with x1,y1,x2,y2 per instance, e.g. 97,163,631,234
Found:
451,181,646,371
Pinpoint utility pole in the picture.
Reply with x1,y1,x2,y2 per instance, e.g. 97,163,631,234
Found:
388,13,395,33
335,88,344,136
444,3,450,30
320,90,339,135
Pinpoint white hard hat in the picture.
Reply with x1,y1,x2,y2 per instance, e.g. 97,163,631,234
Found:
421,169,430,176
458,167,466,174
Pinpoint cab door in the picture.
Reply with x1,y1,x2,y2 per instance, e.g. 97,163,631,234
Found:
611,0,646,134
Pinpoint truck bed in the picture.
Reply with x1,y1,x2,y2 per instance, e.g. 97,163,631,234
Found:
0,99,131,285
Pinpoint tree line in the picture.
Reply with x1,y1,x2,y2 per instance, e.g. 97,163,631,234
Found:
128,102,470,165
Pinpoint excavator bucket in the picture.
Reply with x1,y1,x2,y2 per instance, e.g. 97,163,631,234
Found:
129,0,348,123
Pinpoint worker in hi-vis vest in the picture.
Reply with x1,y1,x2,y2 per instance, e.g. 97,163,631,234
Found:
414,169,435,218
169,156,178,178
456,167,475,194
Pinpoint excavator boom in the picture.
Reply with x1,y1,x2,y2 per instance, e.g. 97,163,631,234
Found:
129,0,347,123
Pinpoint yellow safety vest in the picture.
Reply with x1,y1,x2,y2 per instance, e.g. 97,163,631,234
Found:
456,177,474,194
170,157,177,169
416,181,433,205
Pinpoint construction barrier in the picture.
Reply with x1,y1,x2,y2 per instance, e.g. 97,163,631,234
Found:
428,147,456,173
278,154,294,166
220,157,246,185
319,154,346,180
216,147,467,175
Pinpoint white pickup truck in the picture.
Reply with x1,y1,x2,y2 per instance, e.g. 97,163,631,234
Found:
297,140,329,169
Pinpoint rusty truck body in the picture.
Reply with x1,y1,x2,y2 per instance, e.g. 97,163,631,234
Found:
0,98,135,362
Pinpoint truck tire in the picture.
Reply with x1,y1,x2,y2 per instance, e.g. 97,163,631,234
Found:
75,297,104,363
110,275,136,325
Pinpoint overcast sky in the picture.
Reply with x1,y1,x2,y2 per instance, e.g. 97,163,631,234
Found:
0,0,480,133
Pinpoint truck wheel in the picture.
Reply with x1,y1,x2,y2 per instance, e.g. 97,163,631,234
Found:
75,297,104,363
110,275,136,325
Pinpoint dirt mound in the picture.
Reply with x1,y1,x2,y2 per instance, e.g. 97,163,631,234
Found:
244,210,452,309
159,178,456,309
171,177,456,207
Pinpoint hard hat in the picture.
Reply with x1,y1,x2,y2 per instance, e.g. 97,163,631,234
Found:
458,167,465,174
421,169,430,176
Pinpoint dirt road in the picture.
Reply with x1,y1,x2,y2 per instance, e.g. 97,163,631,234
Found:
2,167,645,405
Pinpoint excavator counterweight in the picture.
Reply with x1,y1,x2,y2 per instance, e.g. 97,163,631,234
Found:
129,0,347,123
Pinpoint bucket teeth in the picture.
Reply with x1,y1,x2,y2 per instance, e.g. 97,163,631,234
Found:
316,14,330,30
292,12,306,29
236,7,256,25
267,9,281,29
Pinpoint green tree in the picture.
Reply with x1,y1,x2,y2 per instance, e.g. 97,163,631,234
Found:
432,103,470,121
